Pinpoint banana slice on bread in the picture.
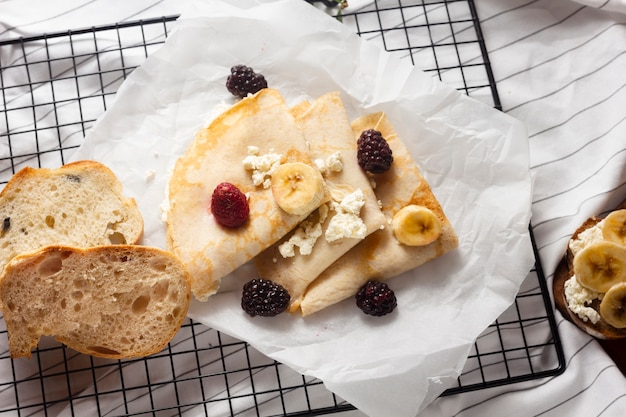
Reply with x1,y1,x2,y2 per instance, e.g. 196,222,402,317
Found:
602,210,626,246
573,241,626,293
554,202,626,339
600,282,626,329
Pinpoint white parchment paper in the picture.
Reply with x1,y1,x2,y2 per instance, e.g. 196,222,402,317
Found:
71,0,535,415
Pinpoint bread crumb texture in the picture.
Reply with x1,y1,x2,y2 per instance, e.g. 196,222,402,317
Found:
0,245,190,359
0,161,144,273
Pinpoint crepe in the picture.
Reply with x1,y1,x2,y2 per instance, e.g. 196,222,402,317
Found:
254,92,387,312
166,88,323,301
299,112,459,316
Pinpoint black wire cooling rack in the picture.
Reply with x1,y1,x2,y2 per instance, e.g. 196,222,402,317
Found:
0,1,565,416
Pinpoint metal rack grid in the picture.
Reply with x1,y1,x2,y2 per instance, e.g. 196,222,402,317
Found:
0,1,565,415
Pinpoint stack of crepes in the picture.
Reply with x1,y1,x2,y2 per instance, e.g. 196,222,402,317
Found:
166,87,458,315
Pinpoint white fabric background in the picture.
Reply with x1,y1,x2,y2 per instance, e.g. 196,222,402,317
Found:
1,0,625,416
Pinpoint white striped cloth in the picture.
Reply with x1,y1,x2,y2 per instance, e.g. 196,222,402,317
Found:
1,0,625,416
344,1,626,415
420,0,626,415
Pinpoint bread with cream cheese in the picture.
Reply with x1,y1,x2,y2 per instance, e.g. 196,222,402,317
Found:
553,199,626,340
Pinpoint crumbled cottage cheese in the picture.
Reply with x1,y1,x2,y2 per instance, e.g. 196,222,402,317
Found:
569,219,604,256
278,223,322,258
564,275,603,323
564,220,605,323
242,146,282,188
325,189,367,242
277,188,367,257
278,205,329,258
314,151,343,175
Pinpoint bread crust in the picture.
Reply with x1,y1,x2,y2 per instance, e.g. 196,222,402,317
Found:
0,160,144,273
0,245,191,359
553,199,626,340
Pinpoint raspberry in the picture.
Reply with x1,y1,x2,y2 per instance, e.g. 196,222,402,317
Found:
226,65,268,98
357,129,393,173
241,278,291,317
210,182,250,228
355,280,397,316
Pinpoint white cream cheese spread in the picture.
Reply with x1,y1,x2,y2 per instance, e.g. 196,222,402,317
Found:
564,275,603,323
568,220,604,256
565,220,605,323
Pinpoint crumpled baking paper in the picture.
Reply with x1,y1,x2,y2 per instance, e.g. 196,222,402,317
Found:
71,0,535,415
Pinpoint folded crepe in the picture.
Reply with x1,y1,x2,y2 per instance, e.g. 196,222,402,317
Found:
166,88,324,301
299,112,459,316
254,92,387,312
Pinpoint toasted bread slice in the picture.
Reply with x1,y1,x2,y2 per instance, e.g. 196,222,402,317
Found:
0,160,144,272
553,199,626,340
166,88,323,301
299,112,458,316
0,245,191,359
254,92,387,312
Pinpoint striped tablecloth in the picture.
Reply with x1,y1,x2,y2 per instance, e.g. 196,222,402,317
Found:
423,0,626,415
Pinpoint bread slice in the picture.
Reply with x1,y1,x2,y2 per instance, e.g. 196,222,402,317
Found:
299,112,458,316
0,245,191,359
254,92,387,312
0,160,144,273
166,88,323,301
553,199,626,340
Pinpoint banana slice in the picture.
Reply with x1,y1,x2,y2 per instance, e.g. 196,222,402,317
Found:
573,240,626,293
271,162,325,215
600,282,626,328
391,205,442,246
602,209,626,246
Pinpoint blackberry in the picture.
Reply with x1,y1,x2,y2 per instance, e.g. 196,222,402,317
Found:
241,278,290,317
357,129,393,173
226,65,268,98
355,280,397,316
